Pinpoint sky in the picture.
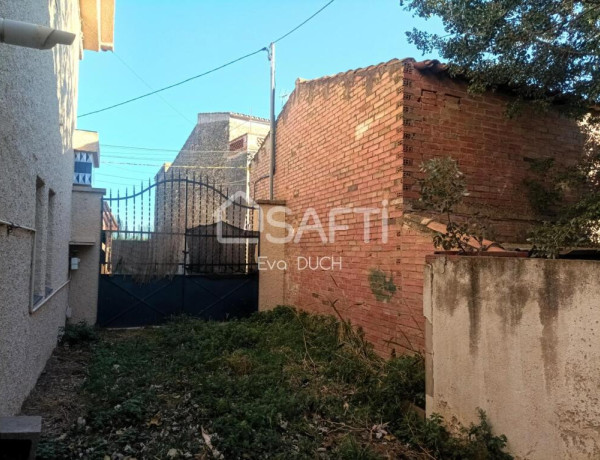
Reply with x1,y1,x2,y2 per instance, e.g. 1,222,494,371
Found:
77,0,444,193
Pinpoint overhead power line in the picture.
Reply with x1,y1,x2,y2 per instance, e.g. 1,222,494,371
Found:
102,143,181,151
272,0,335,43
101,143,261,153
112,52,195,126
102,149,245,155
95,178,247,187
96,172,247,184
78,0,336,118
79,48,266,118
103,161,247,169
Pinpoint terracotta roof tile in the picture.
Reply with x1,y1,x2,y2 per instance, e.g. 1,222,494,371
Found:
295,57,448,87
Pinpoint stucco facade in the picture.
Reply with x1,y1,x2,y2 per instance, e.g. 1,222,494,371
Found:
0,0,113,415
69,186,105,324
161,112,269,194
424,256,600,459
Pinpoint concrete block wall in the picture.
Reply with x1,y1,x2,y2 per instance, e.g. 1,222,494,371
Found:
69,186,105,325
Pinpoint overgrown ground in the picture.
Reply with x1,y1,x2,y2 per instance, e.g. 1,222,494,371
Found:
24,307,512,459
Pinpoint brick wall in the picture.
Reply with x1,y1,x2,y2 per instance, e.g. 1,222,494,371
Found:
401,61,585,241
250,58,586,356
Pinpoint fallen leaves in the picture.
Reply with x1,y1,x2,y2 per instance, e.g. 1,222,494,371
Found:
201,427,224,460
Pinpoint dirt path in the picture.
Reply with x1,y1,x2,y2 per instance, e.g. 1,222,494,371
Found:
20,344,91,439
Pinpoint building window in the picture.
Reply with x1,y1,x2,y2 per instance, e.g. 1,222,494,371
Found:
45,189,55,295
74,151,93,185
33,177,46,305
229,136,247,152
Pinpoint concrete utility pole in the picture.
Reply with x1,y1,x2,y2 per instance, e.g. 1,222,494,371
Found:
268,42,276,200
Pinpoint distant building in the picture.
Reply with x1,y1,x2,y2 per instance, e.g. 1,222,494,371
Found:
73,129,100,186
128,113,270,276
154,112,269,232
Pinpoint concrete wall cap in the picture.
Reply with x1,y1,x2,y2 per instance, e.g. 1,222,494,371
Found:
72,186,106,194
0,416,42,437
256,199,286,206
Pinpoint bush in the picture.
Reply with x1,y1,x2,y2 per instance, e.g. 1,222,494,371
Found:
59,321,98,346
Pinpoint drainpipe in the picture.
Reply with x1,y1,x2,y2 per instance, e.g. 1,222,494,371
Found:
0,17,75,49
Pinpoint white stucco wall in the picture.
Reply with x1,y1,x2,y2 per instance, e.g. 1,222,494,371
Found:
69,186,105,325
425,256,600,459
0,0,82,415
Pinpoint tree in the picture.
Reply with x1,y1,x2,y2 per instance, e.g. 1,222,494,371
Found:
404,0,600,256
524,119,600,256
402,0,600,117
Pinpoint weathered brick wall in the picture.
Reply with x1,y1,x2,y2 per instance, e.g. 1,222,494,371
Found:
250,59,586,356
400,61,585,241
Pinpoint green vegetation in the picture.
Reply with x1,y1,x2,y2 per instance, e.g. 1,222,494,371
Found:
59,321,98,346
403,1,600,257
39,307,511,459
418,157,492,253
402,0,600,118
523,124,600,257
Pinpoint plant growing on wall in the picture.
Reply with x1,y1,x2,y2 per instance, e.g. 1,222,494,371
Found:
524,121,600,257
402,0,600,257
368,269,397,302
418,157,492,253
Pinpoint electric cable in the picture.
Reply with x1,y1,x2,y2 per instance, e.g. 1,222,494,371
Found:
78,0,336,118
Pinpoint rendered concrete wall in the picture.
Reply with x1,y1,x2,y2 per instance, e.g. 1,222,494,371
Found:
256,201,287,311
0,0,82,415
69,186,104,324
425,256,600,459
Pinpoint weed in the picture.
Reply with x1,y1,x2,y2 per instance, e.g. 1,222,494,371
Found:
397,411,513,460
39,307,512,459
336,435,382,460
59,322,98,346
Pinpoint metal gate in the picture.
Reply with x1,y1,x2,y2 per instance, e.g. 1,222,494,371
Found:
98,172,259,328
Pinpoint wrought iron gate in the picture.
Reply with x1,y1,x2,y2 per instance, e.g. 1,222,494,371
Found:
98,172,259,328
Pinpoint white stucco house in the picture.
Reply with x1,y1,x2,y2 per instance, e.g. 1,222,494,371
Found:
0,0,115,416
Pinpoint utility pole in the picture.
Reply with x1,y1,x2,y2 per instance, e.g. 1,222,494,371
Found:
268,42,276,200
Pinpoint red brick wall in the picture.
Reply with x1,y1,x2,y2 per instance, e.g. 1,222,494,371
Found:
250,59,586,356
401,61,585,241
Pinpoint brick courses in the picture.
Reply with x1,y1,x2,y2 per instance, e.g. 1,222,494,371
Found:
250,58,586,356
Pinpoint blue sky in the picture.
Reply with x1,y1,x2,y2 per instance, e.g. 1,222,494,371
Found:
77,0,443,192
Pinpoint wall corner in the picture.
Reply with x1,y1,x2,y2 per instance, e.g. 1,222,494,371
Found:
256,201,287,311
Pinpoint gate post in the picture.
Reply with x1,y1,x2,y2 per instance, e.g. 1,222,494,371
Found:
256,200,286,311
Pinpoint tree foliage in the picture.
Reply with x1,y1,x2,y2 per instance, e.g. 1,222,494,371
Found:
419,157,492,253
402,0,600,117
405,0,600,256
525,120,600,256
